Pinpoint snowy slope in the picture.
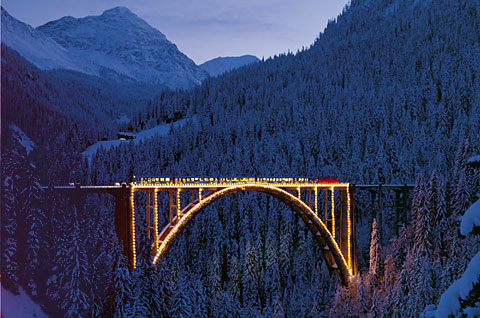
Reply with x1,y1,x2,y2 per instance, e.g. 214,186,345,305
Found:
37,7,208,88
1,7,89,73
82,118,194,161
1,286,50,318
200,55,259,76
10,125,35,155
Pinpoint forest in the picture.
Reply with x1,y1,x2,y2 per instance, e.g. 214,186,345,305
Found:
1,0,480,317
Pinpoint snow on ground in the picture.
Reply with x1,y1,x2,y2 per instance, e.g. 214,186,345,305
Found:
468,155,480,164
435,252,480,318
1,285,50,318
461,198,480,236
10,125,35,154
82,118,193,162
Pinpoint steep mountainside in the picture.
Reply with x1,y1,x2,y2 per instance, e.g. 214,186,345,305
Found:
37,7,208,88
1,7,87,73
200,55,259,76
2,0,480,317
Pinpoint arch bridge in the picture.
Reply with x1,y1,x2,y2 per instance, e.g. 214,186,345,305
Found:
48,178,415,285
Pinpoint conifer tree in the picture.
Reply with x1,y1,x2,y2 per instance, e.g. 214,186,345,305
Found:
0,138,25,293
272,294,285,318
356,275,370,316
369,218,383,280
60,215,90,318
169,271,195,318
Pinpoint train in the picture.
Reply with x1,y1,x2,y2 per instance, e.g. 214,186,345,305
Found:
131,176,340,186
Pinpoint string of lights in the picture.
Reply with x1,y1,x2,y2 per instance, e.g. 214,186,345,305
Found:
150,183,352,281
130,185,136,269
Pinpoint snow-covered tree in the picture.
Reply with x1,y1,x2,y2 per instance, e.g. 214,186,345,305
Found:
369,218,383,280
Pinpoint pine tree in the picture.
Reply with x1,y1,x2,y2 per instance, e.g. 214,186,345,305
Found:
310,297,321,318
368,291,382,318
20,161,46,296
243,239,260,306
356,275,370,316
412,174,433,258
101,254,133,317
272,294,285,318
130,232,157,317
0,140,24,293
426,171,440,254
435,176,449,260
369,218,383,279
409,255,434,316
169,271,195,318
60,216,90,318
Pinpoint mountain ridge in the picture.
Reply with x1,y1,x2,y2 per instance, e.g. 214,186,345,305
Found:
1,6,208,89
37,6,208,88
200,55,259,77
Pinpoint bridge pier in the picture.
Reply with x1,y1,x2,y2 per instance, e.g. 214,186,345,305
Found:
112,186,135,269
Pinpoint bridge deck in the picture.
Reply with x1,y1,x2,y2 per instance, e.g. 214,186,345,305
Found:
42,183,416,192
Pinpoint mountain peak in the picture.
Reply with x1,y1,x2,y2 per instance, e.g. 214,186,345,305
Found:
101,6,135,17
35,7,208,88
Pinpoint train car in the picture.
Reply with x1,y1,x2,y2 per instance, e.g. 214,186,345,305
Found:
131,176,341,186
314,177,340,184
132,176,174,186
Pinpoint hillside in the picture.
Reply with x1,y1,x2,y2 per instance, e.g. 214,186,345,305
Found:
1,7,86,73
1,0,479,317
89,0,480,315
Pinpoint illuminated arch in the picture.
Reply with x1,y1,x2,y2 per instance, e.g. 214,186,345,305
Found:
152,184,351,284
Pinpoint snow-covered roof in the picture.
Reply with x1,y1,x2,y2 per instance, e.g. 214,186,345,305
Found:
117,132,136,137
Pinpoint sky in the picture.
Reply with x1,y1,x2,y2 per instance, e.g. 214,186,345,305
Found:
2,0,350,64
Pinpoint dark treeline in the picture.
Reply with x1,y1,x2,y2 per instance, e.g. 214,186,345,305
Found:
1,0,480,317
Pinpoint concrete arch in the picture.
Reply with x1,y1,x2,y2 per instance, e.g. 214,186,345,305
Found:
152,184,351,285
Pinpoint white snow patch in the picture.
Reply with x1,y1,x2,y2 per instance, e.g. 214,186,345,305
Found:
10,125,35,154
468,155,480,164
460,199,480,236
82,118,193,161
1,285,50,318
435,251,480,318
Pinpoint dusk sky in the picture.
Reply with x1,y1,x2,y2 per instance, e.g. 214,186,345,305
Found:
2,0,349,64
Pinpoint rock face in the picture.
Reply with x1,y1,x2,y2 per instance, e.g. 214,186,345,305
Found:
2,6,208,89
200,55,259,77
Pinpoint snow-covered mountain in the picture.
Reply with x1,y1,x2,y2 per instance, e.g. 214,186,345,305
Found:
200,55,259,77
1,7,89,73
36,7,208,88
